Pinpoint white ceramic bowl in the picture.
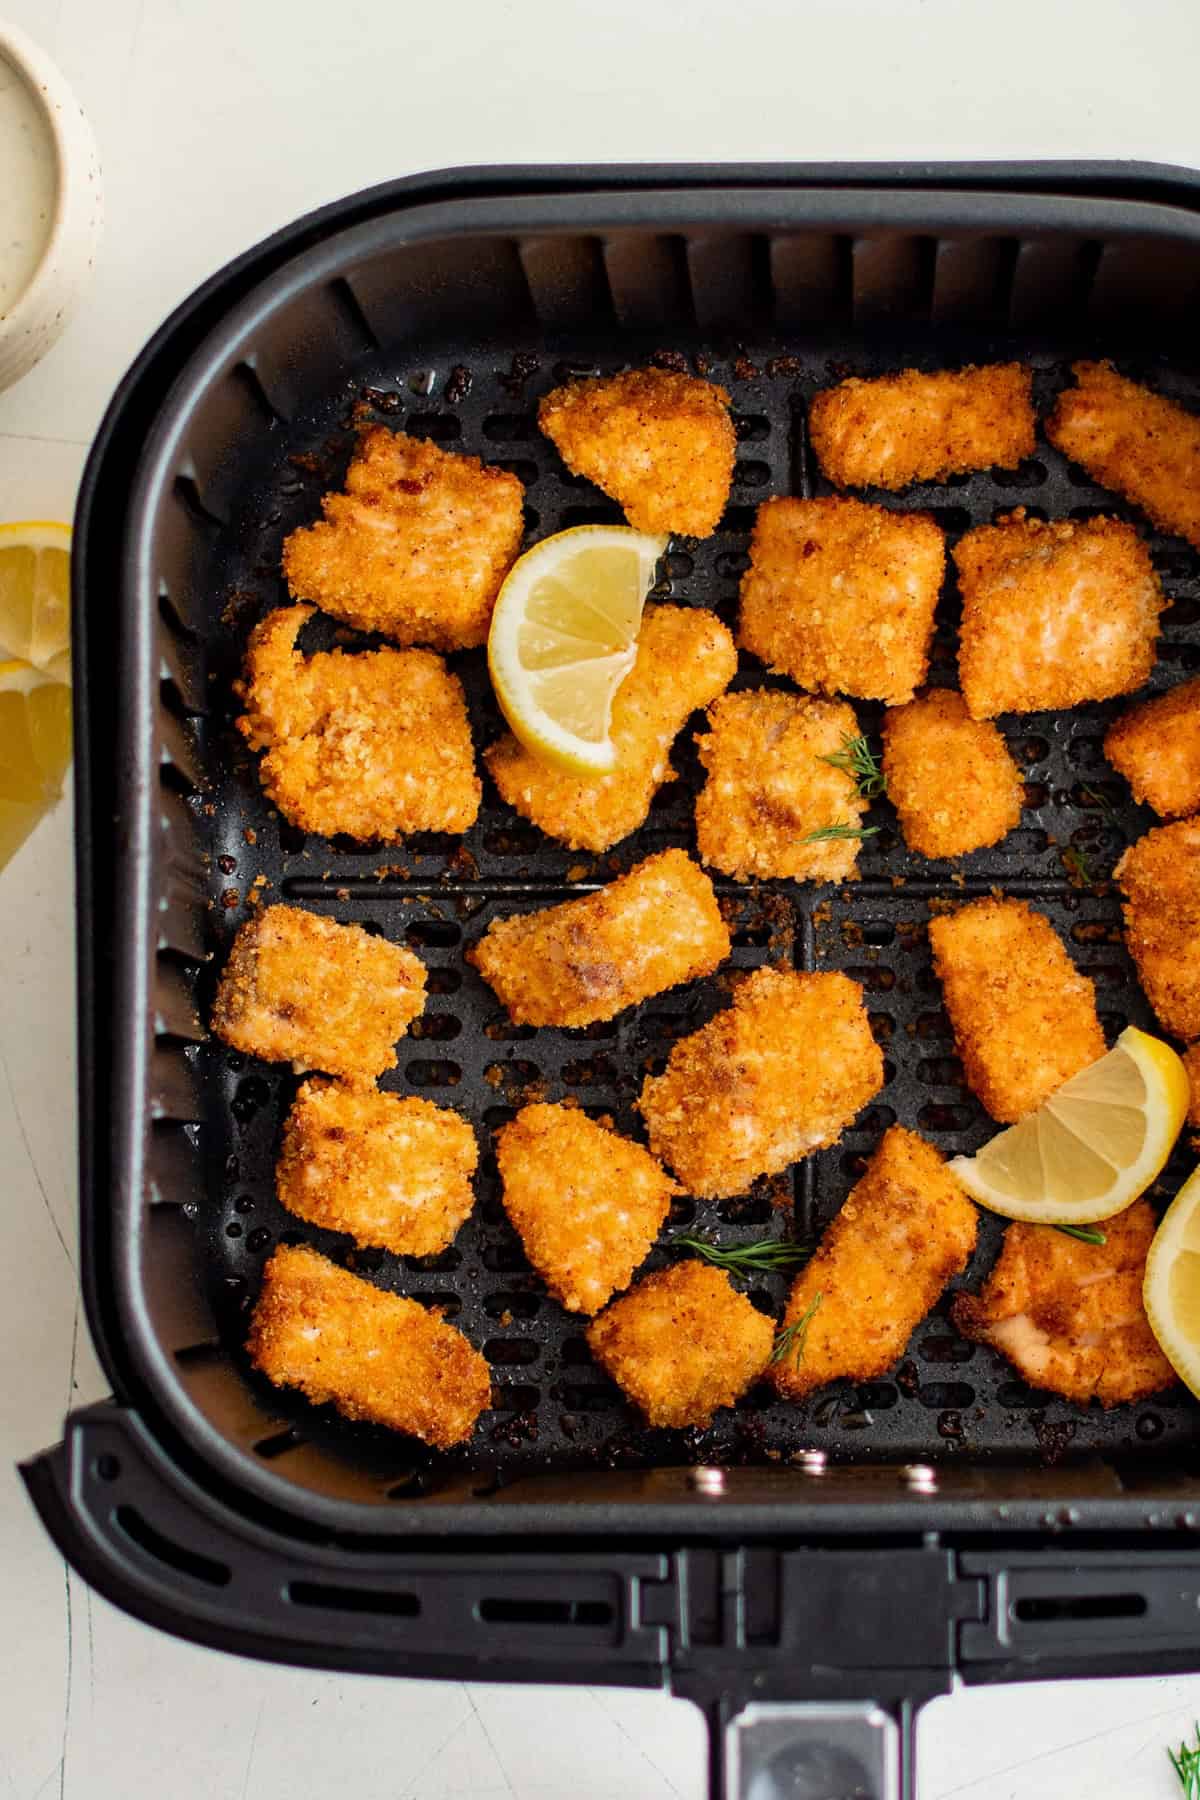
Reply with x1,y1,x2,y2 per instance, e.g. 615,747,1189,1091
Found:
0,21,102,393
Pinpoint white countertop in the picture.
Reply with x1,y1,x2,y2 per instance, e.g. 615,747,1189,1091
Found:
4,1,1200,1794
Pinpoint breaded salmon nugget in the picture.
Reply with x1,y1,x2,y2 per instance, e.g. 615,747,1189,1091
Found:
638,967,884,1199
486,604,737,851
277,1080,477,1257
809,362,1035,491
236,605,480,841
212,905,426,1079
772,1127,978,1401
495,1104,676,1313
586,1260,774,1427
1104,677,1200,820
953,1202,1174,1406
882,689,1023,859
928,897,1104,1123
737,496,945,706
468,849,728,1028
955,509,1163,718
282,426,524,650
247,1244,490,1445
538,367,735,537
1115,820,1200,1040
1046,360,1200,550
694,690,870,882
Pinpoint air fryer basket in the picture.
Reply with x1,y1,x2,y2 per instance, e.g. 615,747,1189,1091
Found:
23,166,1200,1799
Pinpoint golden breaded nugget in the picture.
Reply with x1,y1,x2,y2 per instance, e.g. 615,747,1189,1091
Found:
468,849,728,1028
809,362,1035,491
1046,360,1200,550
1115,820,1200,1040
1104,678,1200,820
638,967,884,1199
586,1260,773,1427
772,1128,978,1401
486,604,737,851
211,905,425,1079
495,1104,676,1313
694,691,869,882
882,689,1023,859
236,605,480,841
282,426,524,650
928,898,1104,1123
538,367,735,536
277,1080,477,1257
247,1244,490,1445
737,496,945,706
955,509,1163,718
953,1202,1174,1406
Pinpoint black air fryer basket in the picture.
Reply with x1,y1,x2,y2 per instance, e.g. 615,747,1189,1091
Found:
23,164,1200,1800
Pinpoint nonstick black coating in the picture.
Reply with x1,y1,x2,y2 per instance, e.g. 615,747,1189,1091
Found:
184,329,1199,1497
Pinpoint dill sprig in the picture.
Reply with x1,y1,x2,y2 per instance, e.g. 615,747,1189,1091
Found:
770,1293,823,1370
1168,1723,1200,1799
819,733,888,800
1081,783,1126,837
1054,1224,1107,1246
672,1233,813,1275
801,822,880,845
1061,844,1093,887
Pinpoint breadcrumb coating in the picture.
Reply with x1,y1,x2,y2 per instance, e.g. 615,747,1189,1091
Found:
281,426,524,650
882,689,1024,859
1104,677,1200,821
247,1244,490,1445
772,1127,978,1401
809,362,1035,491
538,367,736,536
694,690,869,882
586,1260,774,1427
1115,820,1200,1040
211,905,426,1079
737,496,945,706
236,605,480,841
953,1202,1174,1406
468,849,729,1028
486,604,737,851
638,967,884,1199
1046,360,1200,550
276,1080,477,1257
955,509,1163,718
927,898,1104,1123
495,1104,676,1313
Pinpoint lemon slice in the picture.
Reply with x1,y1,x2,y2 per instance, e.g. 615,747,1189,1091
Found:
1144,1165,1200,1397
487,524,668,774
0,520,72,670
949,1027,1189,1224
0,656,73,870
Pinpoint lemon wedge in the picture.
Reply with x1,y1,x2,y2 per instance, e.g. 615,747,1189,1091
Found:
1144,1165,1200,1397
0,655,73,870
487,524,668,774
0,520,72,669
949,1026,1189,1224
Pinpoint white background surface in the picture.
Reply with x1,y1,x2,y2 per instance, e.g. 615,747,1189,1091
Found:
3,1,1200,1795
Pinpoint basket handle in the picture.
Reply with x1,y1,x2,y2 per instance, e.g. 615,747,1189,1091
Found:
709,1698,915,1800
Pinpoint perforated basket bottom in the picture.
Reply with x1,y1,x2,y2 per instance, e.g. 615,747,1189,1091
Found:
186,329,1200,1496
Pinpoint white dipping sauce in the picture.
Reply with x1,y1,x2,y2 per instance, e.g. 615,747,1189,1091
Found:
0,55,56,317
